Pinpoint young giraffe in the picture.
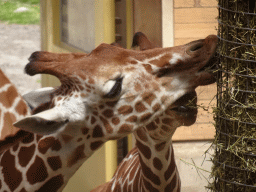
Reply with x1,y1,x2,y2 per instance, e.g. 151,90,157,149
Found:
92,33,218,192
0,33,217,192
0,69,29,142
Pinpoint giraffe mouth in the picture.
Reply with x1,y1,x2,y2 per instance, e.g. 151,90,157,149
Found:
198,53,217,73
170,91,198,116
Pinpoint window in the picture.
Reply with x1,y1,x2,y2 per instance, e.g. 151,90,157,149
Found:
60,0,95,52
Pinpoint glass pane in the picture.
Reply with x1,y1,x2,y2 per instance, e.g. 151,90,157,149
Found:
60,0,95,52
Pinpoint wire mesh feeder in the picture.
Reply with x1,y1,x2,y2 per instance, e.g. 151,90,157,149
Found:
209,0,256,191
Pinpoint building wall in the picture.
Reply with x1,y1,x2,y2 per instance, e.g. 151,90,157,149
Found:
174,0,218,46
172,0,218,141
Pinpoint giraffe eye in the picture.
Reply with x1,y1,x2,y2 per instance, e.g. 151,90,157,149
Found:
103,77,123,98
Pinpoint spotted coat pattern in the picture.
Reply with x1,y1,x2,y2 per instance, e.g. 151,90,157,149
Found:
0,33,217,192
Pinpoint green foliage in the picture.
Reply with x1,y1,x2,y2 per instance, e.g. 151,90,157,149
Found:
0,0,40,24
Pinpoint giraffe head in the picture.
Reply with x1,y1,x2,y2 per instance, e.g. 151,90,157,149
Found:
14,34,217,144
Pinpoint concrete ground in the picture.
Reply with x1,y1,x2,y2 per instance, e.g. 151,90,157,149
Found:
0,23,41,94
173,141,213,192
0,23,214,192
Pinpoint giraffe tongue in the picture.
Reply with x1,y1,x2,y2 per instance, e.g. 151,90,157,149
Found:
173,106,190,113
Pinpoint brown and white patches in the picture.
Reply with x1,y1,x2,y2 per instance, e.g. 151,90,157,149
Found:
135,101,147,113
99,105,105,110
161,95,169,104
0,86,18,108
3,111,16,125
118,105,133,116
47,156,62,171
90,141,104,151
162,118,174,126
105,101,118,107
38,137,62,154
125,115,138,123
128,158,140,181
143,178,160,192
102,109,114,118
0,70,10,88
142,64,153,74
100,116,113,134
141,92,156,106
81,93,87,98
18,144,36,167
15,99,29,116
150,54,171,67
124,66,136,72
140,112,152,122
35,174,64,192
88,77,95,85
61,134,73,144
36,135,43,142
164,173,178,192
81,127,89,135
140,156,161,186
92,125,104,138
22,133,34,144
165,147,170,161
90,116,97,125
155,141,166,152
153,157,163,171
118,124,133,134
164,149,175,181
136,128,148,142
67,144,86,167
134,82,142,92
136,140,151,160
0,150,22,191
20,188,27,192
162,125,171,133
153,103,161,112
111,117,120,125
146,121,158,131
27,156,48,184
1,112,18,139
125,93,136,103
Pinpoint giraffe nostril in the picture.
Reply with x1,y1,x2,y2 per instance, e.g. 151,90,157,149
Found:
189,43,204,52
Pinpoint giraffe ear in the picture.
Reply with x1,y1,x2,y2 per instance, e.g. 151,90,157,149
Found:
22,87,55,110
13,108,68,135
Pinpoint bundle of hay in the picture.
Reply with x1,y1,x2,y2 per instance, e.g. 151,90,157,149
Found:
209,0,256,191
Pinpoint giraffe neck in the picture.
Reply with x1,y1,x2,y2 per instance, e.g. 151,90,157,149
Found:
134,128,181,192
0,69,29,140
0,126,105,192
104,126,181,192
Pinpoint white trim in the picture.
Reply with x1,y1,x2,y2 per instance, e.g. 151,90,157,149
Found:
162,0,174,47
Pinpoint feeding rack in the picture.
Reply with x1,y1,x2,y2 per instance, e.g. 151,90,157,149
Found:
209,0,256,191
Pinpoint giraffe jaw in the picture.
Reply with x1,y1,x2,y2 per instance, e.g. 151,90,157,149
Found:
170,91,198,116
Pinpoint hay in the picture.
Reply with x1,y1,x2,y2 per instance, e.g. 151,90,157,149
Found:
208,0,256,191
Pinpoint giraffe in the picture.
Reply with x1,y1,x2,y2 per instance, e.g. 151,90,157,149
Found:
91,33,218,192
0,33,217,192
0,69,29,142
